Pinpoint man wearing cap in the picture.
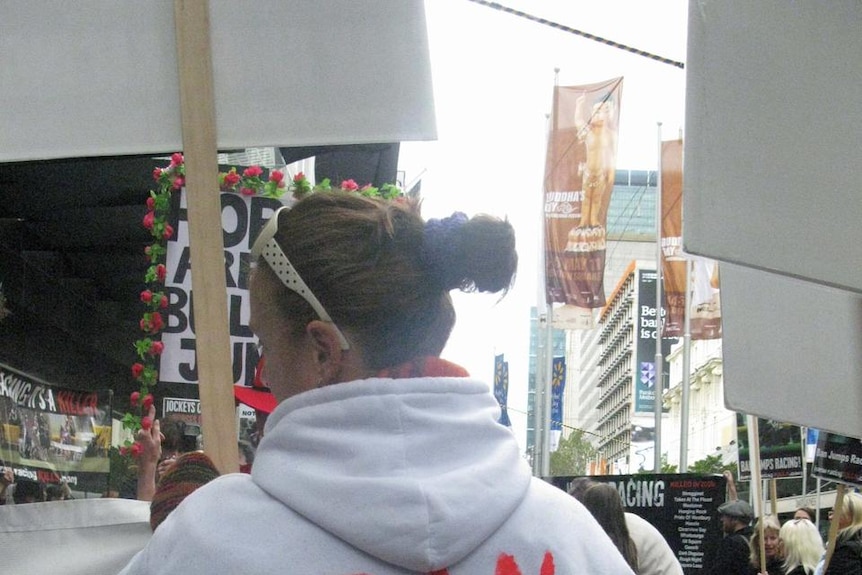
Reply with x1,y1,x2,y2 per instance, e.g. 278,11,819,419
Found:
708,499,755,575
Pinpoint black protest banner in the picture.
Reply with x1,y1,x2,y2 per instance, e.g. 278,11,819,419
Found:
811,432,862,487
552,473,726,574
736,413,804,480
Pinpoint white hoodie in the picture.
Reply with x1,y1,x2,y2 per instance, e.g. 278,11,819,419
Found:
119,377,635,575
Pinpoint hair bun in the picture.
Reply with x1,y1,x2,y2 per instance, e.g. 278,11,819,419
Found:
422,211,517,294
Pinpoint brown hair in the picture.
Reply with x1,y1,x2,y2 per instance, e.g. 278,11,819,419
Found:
580,483,639,574
266,191,517,370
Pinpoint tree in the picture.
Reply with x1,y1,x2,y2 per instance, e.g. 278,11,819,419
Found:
689,453,737,476
636,452,678,474
550,430,597,476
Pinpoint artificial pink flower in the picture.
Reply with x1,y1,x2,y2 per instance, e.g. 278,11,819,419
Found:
341,179,359,192
224,171,240,187
130,390,141,406
131,442,142,457
269,170,284,184
159,295,168,309
243,165,263,179
150,312,164,332
162,224,174,240
172,176,184,190
170,153,184,167
140,290,153,303
156,264,166,282
146,197,155,210
293,172,305,183
149,341,164,356
141,416,152,431
152,168,163,181
142,394,154,411
240,187,255,196
131,363,144,379
143,211,155,230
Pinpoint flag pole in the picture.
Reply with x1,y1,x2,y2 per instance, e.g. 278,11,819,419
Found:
679,258,692,471
542,307,553,477
534,68,560,477
654,122,664,472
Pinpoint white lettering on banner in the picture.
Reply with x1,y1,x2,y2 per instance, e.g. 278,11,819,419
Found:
163,398,201,415
0,371,57,411
607,479,666,507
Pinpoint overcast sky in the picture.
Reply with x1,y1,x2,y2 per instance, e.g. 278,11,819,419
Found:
399,0,689,451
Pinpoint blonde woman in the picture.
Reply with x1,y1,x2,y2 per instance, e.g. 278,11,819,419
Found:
750,515,783,575
824,491,862,575
780,518,823,575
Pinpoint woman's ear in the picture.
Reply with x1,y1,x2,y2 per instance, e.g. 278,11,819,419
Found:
305,320,346,384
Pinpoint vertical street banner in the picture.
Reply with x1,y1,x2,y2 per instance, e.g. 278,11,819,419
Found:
544,77,624,330
493,354,511,427
634,268,678,414
0,363,112,494
160,191,285,388
551,473,726,574
690,258,722,340
736,414,804,480
550,356,566,451
811,432,862,487
660,139,722,340
660,138,686,337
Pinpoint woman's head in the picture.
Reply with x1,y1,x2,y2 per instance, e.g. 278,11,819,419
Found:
793,506,816,522
750,515,782,566
832,490,862,534
779,518,823,575
249,192,517,401
579,483,638,573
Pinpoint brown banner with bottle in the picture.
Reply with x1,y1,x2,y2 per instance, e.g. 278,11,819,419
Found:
544,77,623,330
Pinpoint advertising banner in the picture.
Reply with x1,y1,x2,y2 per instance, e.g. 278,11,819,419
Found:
736,413,804,480
544,77,623,330
493,354,511,427
690,259,722,340
660,139,686,337
550,356,566,450
160,191,285,388
811,431,862,487
0,363,112,493
634,269,678,414
660,139,722,340
551,473,726,574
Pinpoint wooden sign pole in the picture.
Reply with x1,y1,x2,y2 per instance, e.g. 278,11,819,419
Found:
173,0,238,474
823,484,847,574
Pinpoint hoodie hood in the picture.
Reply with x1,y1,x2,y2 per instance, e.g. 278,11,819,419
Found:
251,376,531,572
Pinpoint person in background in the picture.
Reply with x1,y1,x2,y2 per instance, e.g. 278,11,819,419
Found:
149,450,220,531
234,355,277,442
794,507,817,523
779,518,823,575
119,191,635,574
749,515,783,575
45,481,72,501
12,478,44,504
823,491,862,575
0,467,12,504
709,499,755,575
568,477,683,575
579,482,640,573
